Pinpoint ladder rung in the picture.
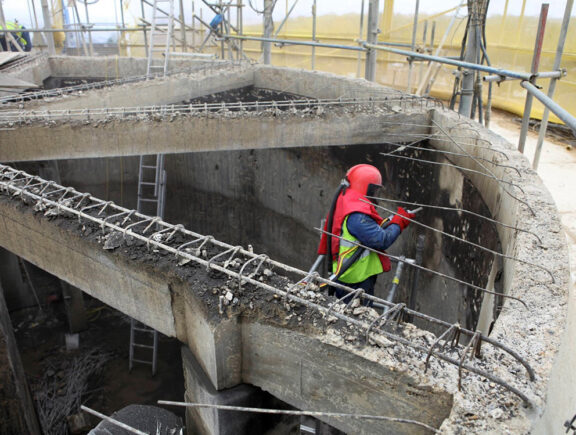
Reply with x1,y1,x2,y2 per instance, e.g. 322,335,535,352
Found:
133,327,155,332
139,181,157,186
132,358,153,365
133,343,155,349
141,165,158,169
138,198,159,202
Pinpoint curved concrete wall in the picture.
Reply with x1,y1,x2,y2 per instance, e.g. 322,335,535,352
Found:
0,60,572,432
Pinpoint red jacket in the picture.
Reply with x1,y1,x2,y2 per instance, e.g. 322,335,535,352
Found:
317,188,391,272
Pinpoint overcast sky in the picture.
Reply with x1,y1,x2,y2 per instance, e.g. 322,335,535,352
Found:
2,0,574,29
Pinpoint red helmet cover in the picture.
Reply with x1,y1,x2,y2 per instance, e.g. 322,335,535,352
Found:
346,164,382,195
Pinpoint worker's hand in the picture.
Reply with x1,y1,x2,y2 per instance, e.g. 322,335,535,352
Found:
390,207,415,231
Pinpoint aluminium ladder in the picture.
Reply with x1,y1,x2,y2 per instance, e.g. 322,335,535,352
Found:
146,0,175,77
128,154,166,375
129,318,159,375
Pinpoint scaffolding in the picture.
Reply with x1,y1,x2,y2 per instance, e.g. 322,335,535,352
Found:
1,0,574,165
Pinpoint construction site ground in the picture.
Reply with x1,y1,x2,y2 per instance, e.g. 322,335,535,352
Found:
488,109,576,283
12,297,185,433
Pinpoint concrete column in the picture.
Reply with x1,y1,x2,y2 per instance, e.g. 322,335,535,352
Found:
262,0,274,64
0,282,41,435
61,282,87,333
364,0,380,81
181,347,299,435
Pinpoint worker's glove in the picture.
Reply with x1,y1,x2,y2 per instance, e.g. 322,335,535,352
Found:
390,207,415,231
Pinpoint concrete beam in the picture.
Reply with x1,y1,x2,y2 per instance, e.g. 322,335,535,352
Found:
0,174,453,433
181,347,299,435
241,322,452,434
22,65,255,112
0,196,176,337
0,112,429,162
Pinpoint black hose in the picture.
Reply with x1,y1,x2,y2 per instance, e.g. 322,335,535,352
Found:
324,181,347,274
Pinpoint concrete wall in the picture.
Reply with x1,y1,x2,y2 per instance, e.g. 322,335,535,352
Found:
428,110,571,433
0,196,176,336
24,64,254,111
0,185,455,433
0,61,572,433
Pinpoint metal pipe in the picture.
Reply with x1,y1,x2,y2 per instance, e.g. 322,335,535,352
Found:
157,401,441,433
223,34,365,52
365,0,379,81
406,0,419,92
262,0,274,64
385,257,404,309
83,0,94,56
0,26,175,33
408,234,425,312
533,0,574,170
311,0,316,70
80,406,147,435
169,51,216,58
356,0,365,77
179,0,187,52
274,0,299,37
40,0,55,54
374,41,413,48
363,42,533,80
458,2,480,118
483,70,564,83
518,3,549,154
521,80,576,135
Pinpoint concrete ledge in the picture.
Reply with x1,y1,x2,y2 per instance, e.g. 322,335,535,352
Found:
22,64,255,111
0,197,176,336
0,112,428,162
241,322,453,434
182,346,298,435
429,109,571,433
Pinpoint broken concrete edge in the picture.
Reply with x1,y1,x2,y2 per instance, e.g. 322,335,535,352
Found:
9,61,411,113
0,162,556,433
0,190,462,433
429,108,572,433
0,59,572,431
0,111,430,163
11,62,255,112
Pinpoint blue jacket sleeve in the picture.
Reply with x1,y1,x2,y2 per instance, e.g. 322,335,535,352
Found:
346,212,401,251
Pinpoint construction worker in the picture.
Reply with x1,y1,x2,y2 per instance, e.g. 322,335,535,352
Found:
0,20,28,52
317,164,414,302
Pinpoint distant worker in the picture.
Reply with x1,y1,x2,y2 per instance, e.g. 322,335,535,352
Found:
317,164,414,302
209,14,224,33
0,20,29,52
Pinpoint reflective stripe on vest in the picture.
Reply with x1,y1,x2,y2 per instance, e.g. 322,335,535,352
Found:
332,215,384,284
1,22,26,46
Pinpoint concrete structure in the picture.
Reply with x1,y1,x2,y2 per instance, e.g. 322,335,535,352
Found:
0,58,572,434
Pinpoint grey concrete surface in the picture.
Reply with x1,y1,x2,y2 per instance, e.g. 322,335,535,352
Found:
241,322,452,434
181,347,298,435
0,111,428,162
0,61,572,434
22,63,254,111
0,197,176,337
0,189,455,433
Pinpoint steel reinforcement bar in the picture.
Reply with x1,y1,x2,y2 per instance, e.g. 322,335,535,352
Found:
0,61,250,106
0,164,534,404
0,95,442,126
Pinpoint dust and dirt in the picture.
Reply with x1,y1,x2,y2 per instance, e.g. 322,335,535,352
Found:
11,293,185,434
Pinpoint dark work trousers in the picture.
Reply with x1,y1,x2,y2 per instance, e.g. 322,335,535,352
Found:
332,275,377,307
